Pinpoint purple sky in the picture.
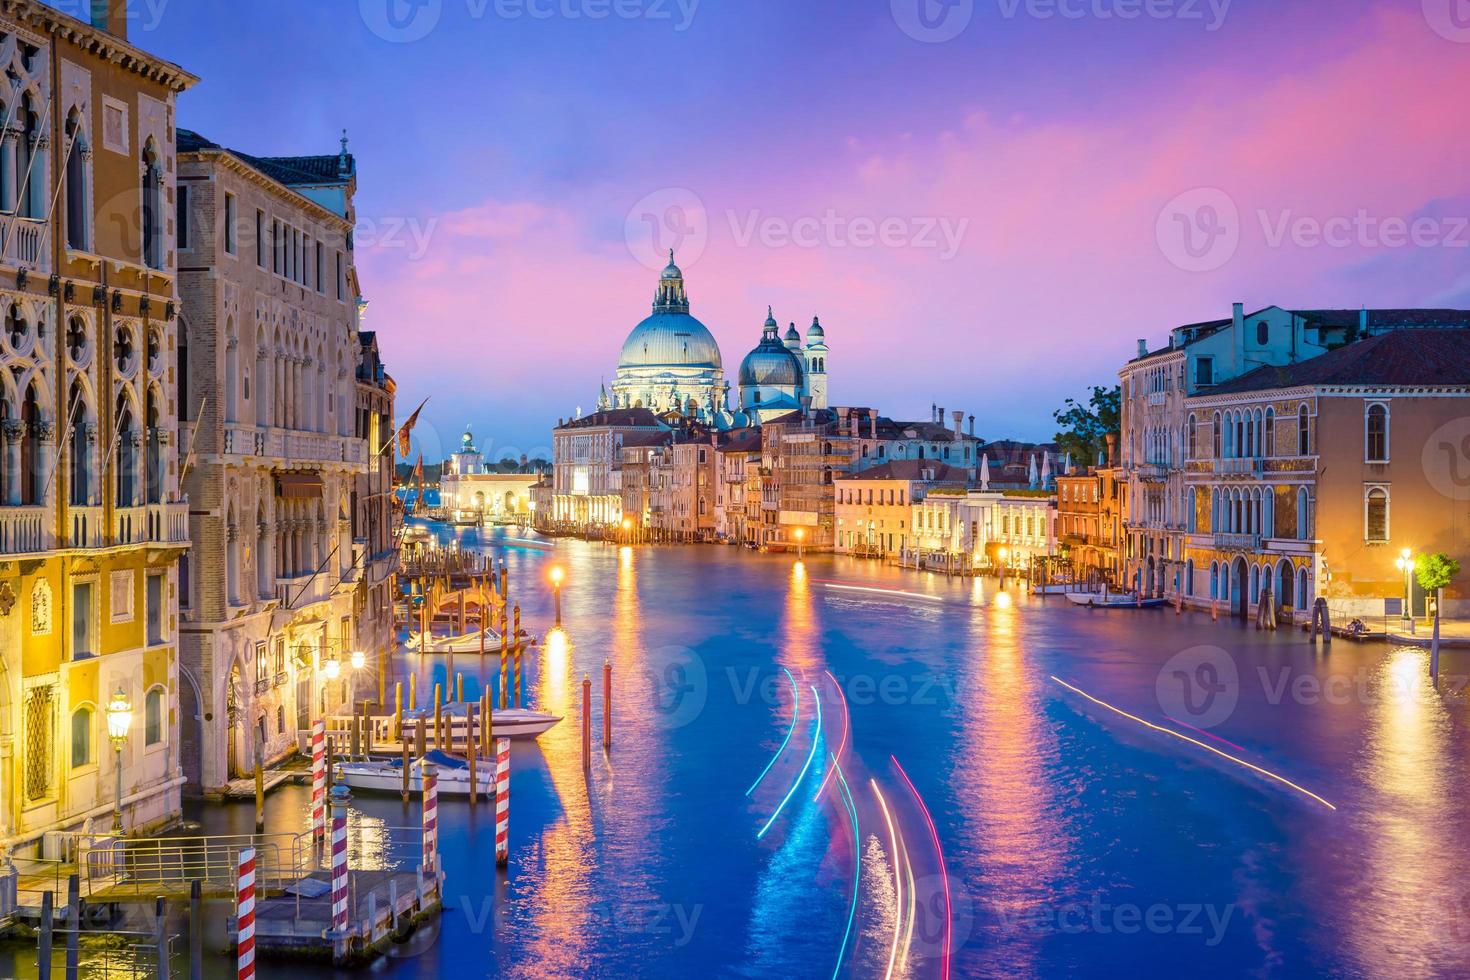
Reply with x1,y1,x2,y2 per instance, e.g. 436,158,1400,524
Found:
105,0,1470,461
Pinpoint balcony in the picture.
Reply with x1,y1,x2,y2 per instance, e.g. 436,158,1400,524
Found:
113,502,191,548
276,573,333,609
1214,458,1264,476
70,506,105,549
1213,532,1262,551
0,506,50,555
1,217,48,273
223,424,367,467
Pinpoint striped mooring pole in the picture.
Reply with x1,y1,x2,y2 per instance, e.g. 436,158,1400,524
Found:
329,785,351,935
495,738,510,868
236,847,257,980
422,764,439,879
310,721,326,844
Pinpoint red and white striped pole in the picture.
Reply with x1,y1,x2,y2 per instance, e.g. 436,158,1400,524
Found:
495,738,510,868
329,785,351,935
421,764,439,880
236,847,256,980
310,720,326,844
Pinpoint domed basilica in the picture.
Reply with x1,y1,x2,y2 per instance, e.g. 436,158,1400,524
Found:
598,254,829,427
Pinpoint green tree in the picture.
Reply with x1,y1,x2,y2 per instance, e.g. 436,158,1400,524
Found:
1052,386,1121,466
1416,552,1461,685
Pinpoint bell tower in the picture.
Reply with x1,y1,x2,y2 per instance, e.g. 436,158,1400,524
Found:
804,316,828,409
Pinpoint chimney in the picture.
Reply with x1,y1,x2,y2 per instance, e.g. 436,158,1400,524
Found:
952,411,964,440
1232,301,1246,367
869,409,878,440
1137,339,1148,359
968,414,976,438
90,0,129,40
1359,306,1369,336
1104,433,1119,467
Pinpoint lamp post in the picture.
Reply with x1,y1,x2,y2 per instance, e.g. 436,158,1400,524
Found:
106,689,132,835
551,565,565,626
1395,549,1416,634
794,527,805,560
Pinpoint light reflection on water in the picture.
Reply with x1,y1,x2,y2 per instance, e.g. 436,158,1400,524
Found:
35,527,1470,979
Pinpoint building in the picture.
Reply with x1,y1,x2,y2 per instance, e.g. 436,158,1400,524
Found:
714,428,761,544
551,407,666,529
593,256,831,425
352,330,396,696
908,490,1058,575
0,2,196,843
835,460,968,558
438,426,538,522
758,408,857,551
850,408,983,476
1181,328,1470,622
1056,471,1104,578
176,128,370,793
1120,304,1470,600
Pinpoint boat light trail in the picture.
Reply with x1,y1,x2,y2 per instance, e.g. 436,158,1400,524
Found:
1165,715,1248,753
814,670,850,802
1052,676,1337,811
757,685,822,840
816,581,947,604
892,756,951,980
871,779,904,980
746,667,800,798
831,760,860,980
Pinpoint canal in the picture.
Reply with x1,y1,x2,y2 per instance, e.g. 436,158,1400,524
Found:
15,524,1470,977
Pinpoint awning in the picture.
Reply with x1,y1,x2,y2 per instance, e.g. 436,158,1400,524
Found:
275,471,324,499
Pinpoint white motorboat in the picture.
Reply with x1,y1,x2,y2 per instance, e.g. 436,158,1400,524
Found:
405,628,536,653
401,707,564,741
335,751,495,797
1065,589,1166,609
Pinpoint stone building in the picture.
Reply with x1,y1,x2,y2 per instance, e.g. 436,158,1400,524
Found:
352,330,396,697
908,490,1058,575
551,407,665,528
175,128,370,793
1181,328,1470,623
0,2,195,843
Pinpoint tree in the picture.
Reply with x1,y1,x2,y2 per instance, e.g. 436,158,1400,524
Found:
1416,552,1461,685
1053,386,1121,466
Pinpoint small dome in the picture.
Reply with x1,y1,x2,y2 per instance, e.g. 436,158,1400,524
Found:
661,250,682,280
807,316,825,340
739,348,803,388
784,323,800,342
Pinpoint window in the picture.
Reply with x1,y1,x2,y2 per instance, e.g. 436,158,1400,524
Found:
256,210,265,266
1212,412,1222,459
146,573,164,645
145,688,163,746
1195,357,1215,387
316,242,324,292
101,96,128,154
225,193,237,255
272,220,282,274
141,145,163,269
1187,414,1198,459
1264,409,1274,458
72,582,95,659
1298,405,1310,455
71,707,92,767
1366,403,1389,462
255,641,269,686
336,251,344,300
1366,487,1389,542
25,685,55,802
64,109,89,250
1256,321,1269,345
176,184,189,250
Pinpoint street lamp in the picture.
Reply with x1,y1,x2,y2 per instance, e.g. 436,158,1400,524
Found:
1395,549,1416,633
795,527,805,560
106,689,132,834
323,657,342,681
350,649,366,671
622,517,633,545
551,565,565,626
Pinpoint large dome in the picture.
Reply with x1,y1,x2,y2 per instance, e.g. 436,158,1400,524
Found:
739,344,803,387
620,312,723,370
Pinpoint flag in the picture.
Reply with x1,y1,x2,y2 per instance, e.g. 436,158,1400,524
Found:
414,454,424,485
386,397,429,458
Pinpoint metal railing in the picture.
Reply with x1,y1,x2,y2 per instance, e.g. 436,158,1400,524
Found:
76,832,307,900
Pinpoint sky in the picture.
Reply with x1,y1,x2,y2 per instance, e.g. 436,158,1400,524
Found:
82,0,1470,462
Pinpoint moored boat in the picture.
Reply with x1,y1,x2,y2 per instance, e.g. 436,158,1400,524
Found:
1065,589,1166,609
335,750,495,797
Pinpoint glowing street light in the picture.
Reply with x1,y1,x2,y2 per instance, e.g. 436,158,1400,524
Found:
106,689,132,834
323,658,342,681
350,649,366,671
551,565,565,626
1395,548,1416,633
794,527,805,560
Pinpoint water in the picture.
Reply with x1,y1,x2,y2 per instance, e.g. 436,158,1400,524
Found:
15,525,1470,978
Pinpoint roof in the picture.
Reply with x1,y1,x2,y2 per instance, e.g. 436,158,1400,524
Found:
838,460,971,483
1206,329,1470,395
179,129,355,188
716,428,763,452
557,408,665,430
620,430,674,448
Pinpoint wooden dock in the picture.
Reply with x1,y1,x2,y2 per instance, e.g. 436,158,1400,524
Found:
220,771,294,800
237,868,441,965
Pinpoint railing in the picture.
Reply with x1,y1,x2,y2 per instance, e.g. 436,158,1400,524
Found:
222,424,367,466
0,216,47,271
76,832,308,900
277,573,332,608
70,505,105,549
1214,457,1264,476
0,505,49,555
1213,532,1262,551
114,505,146,545
149,501,190,544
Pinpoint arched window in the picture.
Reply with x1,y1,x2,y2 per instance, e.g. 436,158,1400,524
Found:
71,707,93,767
1256,320,1269,346
1297,487,1310,540
1210,561,1220,599
1366,487,1389,542
145,687,163,745
1297,405,1310,455
141,142,164,269
1212,412,1222,459
1366,403,1389,462
1263,408,1274,458
1187,414,1198,459
64,108,89,251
